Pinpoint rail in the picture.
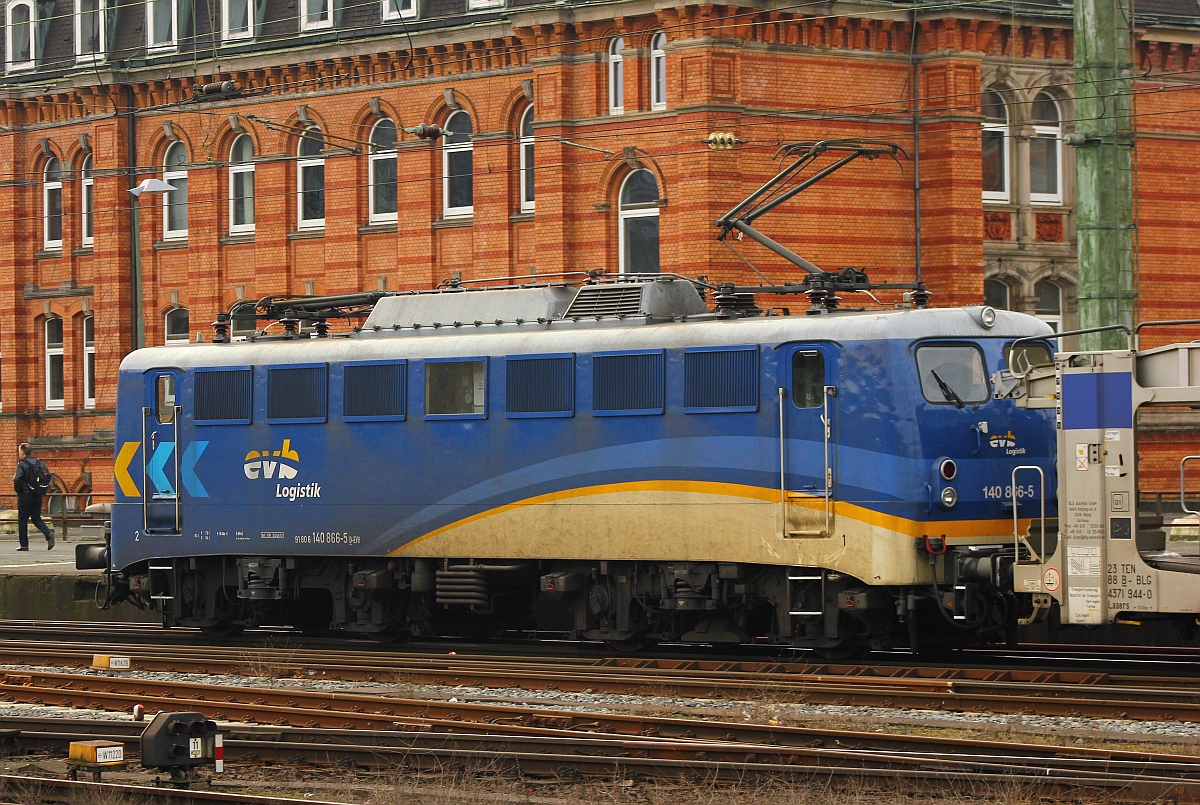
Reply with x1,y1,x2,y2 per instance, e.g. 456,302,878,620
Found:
0,492,112,542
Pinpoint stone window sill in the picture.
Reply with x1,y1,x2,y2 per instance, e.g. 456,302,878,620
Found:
288,228,325,240
433,216,473,229
509,212,535,223
154,239,188,250
359,222,398,235
34,249,62,260
73,246,94,257
220,233,255,246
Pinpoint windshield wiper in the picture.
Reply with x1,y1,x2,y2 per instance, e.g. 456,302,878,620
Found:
930,369,965,409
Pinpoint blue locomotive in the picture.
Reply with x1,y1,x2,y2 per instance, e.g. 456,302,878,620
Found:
85,275,1058,655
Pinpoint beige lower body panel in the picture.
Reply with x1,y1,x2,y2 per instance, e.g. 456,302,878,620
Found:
389,481,1021,588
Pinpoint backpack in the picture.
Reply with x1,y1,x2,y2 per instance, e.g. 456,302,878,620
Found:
23,458,51,495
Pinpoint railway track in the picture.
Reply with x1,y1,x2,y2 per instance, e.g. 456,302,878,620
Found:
0,774,348,804
0,636,1198,721
1,714,1199,800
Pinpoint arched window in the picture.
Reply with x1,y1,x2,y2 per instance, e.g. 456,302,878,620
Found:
82,314,95,408
519,107,535,213
442,110,473,218
981,89,1009,204
229,134,255,233
43,158,63,250
650,32,666,111
6,0,34,70
1030,93,1062,205
81,155,94,246
223,0,252,40
608,37,625,115
297,127,325,228
76,0,106,62
1034,280,1061,334
162,141,188,239
369,118,398,223
984,279,1009,310
618,169,660,275
146,0,178,50
45,316,64,410
165,307,189,343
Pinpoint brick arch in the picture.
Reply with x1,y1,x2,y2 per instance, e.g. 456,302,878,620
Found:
598,153,668,207
217,123,263,162
148,129,197,169
626,19,662,47
353,99,402,139
497,85,533,134
421,91,481,131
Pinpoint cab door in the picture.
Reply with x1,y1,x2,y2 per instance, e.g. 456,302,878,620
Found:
779,344,839,537
143,370,183,533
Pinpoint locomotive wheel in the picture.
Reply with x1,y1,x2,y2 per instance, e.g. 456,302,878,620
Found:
813,641,868,661
604,637,655,653
367,626,412,644
200,621,244,639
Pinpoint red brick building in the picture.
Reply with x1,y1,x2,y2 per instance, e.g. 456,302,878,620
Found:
0,0,1198,499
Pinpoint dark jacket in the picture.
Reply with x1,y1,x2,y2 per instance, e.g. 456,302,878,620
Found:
12,456,44,496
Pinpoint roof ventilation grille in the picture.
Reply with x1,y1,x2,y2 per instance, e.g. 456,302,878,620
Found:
565,285,645,318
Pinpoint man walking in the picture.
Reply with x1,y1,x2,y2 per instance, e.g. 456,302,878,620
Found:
13,444,54,551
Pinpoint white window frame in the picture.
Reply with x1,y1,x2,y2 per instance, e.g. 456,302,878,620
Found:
381,0,414,20
299,0,332,31
6,0,35,71
981,90,1009,205
82,315,95,408
650,32,666,111
1029,96,1063,206
368,119,398,224
81,154,94,247
222,0,253,41
162,141,188,240
617,171,660,276
519,106,535,213
45,317,64,411
297,127,326,229
442,111,473,219
466,0,501,10
146,0,178,52
608,37,625,115
228,134,255,234
75,0,106,63
43,159,63,251
1034,281,1063,350
165,307,189,343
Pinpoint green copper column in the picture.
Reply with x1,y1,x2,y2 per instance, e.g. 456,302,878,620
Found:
1073,0,1136,350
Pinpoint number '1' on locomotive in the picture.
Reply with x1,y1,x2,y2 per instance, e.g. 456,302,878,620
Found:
83,275,1063,655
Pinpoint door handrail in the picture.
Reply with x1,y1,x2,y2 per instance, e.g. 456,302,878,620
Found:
172,404,181,533
141,405,150,536
822,384,835,534
778,387,787,537
1011,465,1046,564
1179,456,1200,516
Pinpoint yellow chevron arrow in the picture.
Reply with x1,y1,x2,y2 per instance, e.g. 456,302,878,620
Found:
114,441,141,498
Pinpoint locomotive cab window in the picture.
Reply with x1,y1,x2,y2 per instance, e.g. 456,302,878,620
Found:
791,351,825,409
916,345,989,406
155,374,177,423
426,359,486,417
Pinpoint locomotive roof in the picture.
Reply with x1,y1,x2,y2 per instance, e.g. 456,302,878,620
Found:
121,304,1053,372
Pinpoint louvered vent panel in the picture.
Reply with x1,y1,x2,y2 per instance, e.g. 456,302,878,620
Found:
684,347,759,412
565,285,644,318
194,369,252,423
344,362,406,419
267,366,327,422
506,356,574,416
593,352,664,414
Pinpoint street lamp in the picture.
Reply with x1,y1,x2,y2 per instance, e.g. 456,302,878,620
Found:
128,178,177,349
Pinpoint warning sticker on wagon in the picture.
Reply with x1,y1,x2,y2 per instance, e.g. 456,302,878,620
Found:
1068,544,1102,577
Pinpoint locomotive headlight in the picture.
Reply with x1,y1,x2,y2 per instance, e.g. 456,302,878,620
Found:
940,486,958,509
939,459,957,481
979,305,997,329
